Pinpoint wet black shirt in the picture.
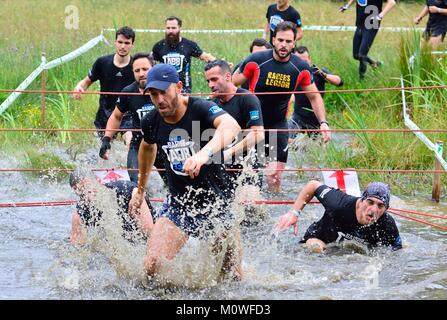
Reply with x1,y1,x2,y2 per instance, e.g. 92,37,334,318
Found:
266,4,302,44
355,0,384,28
152,38,203,92
141,97,234,213
427,0,447,26
88,54,134,128
301,185,402,250
116,82,155,146
293,66,331,128
239,49,313,127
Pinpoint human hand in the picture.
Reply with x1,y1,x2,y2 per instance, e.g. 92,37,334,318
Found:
183,151,210,178
129,190,144,215
275,211,299,235
414,16,422,24
99,136,111,160
320,122,331,143
339,4,349,12
73,85,84,100
315,67,328,79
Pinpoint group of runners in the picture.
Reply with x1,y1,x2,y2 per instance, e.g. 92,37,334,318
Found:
67,0,447,280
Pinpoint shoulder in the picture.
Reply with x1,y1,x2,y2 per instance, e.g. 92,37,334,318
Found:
182,38,198,46
289,5,300,15
267,4,276,12
121,81,138,93
190,97,221,110
98,54,114,64
247,50,273,64
152,39,165,49
290,55,312,70
237,88,259,103
141,108,159,126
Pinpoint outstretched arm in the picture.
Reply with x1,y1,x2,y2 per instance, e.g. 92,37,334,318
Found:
73,76,92,100
380,0,396,18
275,180,323,234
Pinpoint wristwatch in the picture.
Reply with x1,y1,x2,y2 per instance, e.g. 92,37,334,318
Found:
289,209,302,218
320,121,330,126
203,147,214,158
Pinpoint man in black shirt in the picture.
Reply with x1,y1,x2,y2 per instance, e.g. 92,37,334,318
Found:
288,46,343,140
152,16,216,94
340,0,396,80
233,22,331,193
73,26,136,144
205,60,265,224
99,52,166,184
415,0,447,49
276,180,402,252
264,0,303,44
69,168,154,244
129,64,243,279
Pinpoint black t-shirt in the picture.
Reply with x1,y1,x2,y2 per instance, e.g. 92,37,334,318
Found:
76,180,139,233
214,88,263,167
88,54,134,127
266,4,302,44
141,97,233,213
301,185,402,250
239,50,314,127
116,82,155,145
355,0,384,27
152,38,203,92
427,0,447,26
293,66,331,128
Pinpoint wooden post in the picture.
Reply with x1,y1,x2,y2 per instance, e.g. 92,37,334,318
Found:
40,52,46,128
432,141,443,202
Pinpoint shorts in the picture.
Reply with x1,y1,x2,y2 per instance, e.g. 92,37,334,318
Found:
262,122,289,163
424,22,447,40
156,198,234,239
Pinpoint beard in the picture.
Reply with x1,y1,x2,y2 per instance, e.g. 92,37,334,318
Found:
166,32,180,47
158,94,179,118
138,80,147,90
274,46,292,59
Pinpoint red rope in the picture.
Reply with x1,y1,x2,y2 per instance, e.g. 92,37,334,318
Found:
2,128,447,133
388,211,447,232
0,167,445,173
1,84,447,96
388,208,447,220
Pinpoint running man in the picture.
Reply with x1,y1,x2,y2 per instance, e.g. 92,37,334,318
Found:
276,180,402,252
129,64,243,279
205,60,265,224
99,52,166,184
264,0,303,44
233,21,331,193
73,26,136,145
340,0,396,80
289,46,343,140
69,168,154,244
414,0,447,49
152,16,216,94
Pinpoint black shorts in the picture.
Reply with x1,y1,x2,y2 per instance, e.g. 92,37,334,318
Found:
424,22,447,40
262,122,289,163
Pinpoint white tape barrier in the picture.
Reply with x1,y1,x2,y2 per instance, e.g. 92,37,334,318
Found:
103,25,424,34
400,76,447,170
0,34,106,115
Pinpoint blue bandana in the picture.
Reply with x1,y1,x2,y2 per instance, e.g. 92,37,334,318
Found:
361,182,390,209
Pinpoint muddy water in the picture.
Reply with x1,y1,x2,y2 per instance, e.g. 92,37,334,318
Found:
1,139,447,300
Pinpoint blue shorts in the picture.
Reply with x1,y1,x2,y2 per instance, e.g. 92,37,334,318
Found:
156,199,234,239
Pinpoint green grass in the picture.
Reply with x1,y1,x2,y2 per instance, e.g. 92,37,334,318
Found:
0,0,445,195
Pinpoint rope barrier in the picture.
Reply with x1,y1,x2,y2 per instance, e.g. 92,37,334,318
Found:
388,211,447,232
2,128,447,133
0,167,445,173
0,84,446,97
2,199,445,232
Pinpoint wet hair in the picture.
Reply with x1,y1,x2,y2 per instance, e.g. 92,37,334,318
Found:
272,21,297,40
69,168,90,189
250,38,272,53
204,59,231,74
295,45,309,55
131,52,154,68
116,26,136,43
165,16,182,27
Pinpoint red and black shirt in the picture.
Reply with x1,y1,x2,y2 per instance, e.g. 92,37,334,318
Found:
238,49,313,127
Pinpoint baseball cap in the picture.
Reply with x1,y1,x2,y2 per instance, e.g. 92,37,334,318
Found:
145,63,179,92
361,182,390,209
